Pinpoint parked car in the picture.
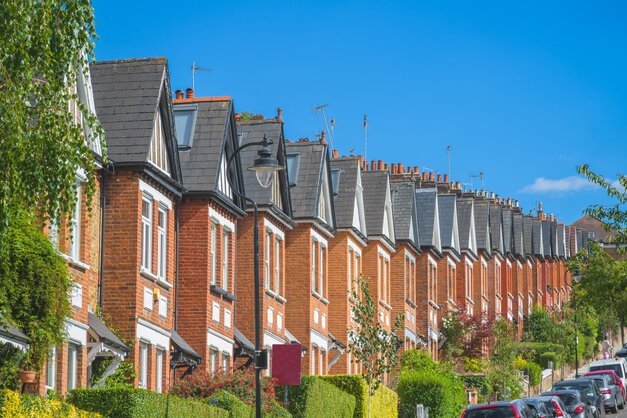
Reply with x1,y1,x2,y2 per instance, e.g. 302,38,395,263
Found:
522,398,553,417
535,395,571,418
542,390,594,418
589,359,627,390
584,369,626,405
586,373,623,413
551,379,604,417
461,400,535,417
615,347,627,359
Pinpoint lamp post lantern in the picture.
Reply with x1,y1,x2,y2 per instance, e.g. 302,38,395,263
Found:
571,272,581,378
226,135,283,418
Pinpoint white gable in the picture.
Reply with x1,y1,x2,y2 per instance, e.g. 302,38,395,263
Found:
352,165,367,236
409,218,415,243
499,222,505,252
216,153,233,199
469,206,477,254
451,203,460,252
148,110,170,175
382,181,395,242
270,172,282,209
77,66,101,156
433,195,442,252
318,159,333,227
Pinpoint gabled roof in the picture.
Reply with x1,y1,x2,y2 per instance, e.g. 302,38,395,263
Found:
331,157,367,239
457,198,477,258
542,220,552,257
391,180,419,248
438,195,461,256
88,312,129,353
90,58,182,182
474,200,492,253
532,218,544,257
502,208,513,255
284,141,335,230
237,119,292,218
170,329,201,361
362,171,395,244
512,213,525,257
523,215,534,257
415,188,441,251
557,223,566,258
572,215,617,244
490,204,505,256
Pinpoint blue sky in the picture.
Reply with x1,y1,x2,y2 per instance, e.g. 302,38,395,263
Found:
92,1,627,223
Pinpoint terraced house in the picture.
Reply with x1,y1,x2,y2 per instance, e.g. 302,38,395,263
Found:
436,194,461,316
455,197,478,316
488,198,506,320
471,196,492,317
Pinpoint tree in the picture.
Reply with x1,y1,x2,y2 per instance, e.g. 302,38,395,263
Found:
440,307,493,365
348,276,403,417
522,305,556,343
486,319,523,400
0,1,104,236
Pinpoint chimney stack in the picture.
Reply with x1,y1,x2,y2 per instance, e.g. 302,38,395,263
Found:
332,149,339,158
276,108,283,123
422,172,428,181
358,156,364,169
320,131,327,145
429,172,435,182
413,166,420,174
175,90,184,100
371,161,377,171
392,164,398,174
378,160,384,171
443,174,449,183
185,88,194,99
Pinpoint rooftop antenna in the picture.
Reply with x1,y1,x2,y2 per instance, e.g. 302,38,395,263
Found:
363,114,368,161
191,61,211,92
313,104,335,152
423,166,438,175
446,145,452,179
469,171,485,189
330,118,336,139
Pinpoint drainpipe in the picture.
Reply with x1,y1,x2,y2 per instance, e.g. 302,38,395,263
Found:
98,162,112,309
174,200,180,330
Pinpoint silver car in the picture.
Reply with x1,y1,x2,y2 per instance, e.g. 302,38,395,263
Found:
588,374,623,414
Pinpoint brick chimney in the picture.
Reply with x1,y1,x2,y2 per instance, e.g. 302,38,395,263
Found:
371,161,377,171
175,90,184,100
413,166,419,174
398,163,404,173
332,149,339,158
392,164,398,174
235,113,241,122
276,108,283,123
378,160,384,171
443,174,449,183
320,131,327,145
185,88,194,99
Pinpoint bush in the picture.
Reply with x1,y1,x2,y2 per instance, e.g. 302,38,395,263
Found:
400,349,439,372
0,341,24,390
208,390,253,417
0,389,100,417
284,376,355,418
513,342,564,365
538,352,561,369
320,375,398,418
68,388,228,418
514,356,542,387
397,369,466,418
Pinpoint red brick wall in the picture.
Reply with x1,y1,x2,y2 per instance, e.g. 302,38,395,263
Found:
390,243,418,358
362,240,394,332
416,252,439,360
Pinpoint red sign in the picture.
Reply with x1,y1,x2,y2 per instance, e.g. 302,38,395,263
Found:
271,344,302,385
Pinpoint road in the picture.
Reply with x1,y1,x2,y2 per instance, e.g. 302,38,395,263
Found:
613,407,627,418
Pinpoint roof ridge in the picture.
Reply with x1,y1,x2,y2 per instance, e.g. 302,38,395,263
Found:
91,57,167,65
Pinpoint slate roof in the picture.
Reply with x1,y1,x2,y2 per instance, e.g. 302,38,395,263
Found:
90,58,181,181
237,119,291,217
284,141,334,229
474,200,491,252
532,218,544,257
362,171,389,237
0,319,29,345
557,223,566,258
523,215,534,257
490,204,504,254
457,198,475,254
391,180,419,246
502,208,513,255
542,220,552,257
330,157,360,230
512,213,525,257
170,329,201,361
175,99,232,192
88,312,129,352
572,215,617,243
234,328,254,352
438,195,460,254
415,188,439,248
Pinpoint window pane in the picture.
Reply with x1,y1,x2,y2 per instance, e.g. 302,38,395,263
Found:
274,239,281,293
46,348,56,388
222,230,230,289
331,169,341,194
286,155,300,185
211,223,217,284
67,344,77,390
155,350,163,393
142,200,150,218
174,108,197,147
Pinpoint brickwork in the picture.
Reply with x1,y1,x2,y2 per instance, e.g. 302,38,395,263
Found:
487,255,503,321
472,253,490,316
362,240,394,332
390,243,419,357
456,254,475,316
436,254,457,316
416,251,440,360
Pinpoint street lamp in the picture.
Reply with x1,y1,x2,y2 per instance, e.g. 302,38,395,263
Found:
226,134,283,418
568,271,582,378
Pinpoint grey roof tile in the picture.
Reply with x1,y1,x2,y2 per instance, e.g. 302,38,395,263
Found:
490,204,504,254
533,218,544,256
474,200,491,252
438,194,459,252
415,189,438,248
88,312,129,352
331,158,359,229
502,208,513,255
512,213,525,257
362,171,388,237
391,180,419,246
542,220,552,257
457,198,474,252
523,215,534,256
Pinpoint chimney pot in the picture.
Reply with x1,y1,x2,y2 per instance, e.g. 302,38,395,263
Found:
384,163,389,171
358,156,364,169
436,174,442,182
429,172,435,181
276,108,283,123
332,149,339,158
371,161,377,171
422,172,428,181
398,163,404,173
185,88,194,99
414,166,419,174
320,131,327,145
443,174,449,183
378,160,384,171
175,90,183,100
392,164,398,174
235,113,241,122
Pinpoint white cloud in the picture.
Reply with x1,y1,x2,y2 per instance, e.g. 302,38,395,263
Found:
521,176,598,193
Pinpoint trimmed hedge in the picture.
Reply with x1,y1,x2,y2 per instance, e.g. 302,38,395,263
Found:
320,375,398,418
285,376,356,418
538,352,561,369
397,369,465,418
514,342,564,365
0,389,100,417
68,388,228,418
514,356,542,386
207,390,291,418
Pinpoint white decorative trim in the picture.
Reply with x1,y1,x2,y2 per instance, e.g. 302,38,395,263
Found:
347,238,362,255
207,328,234,354
517,260,523,269
210,207,235,231
506,259,512,268
427,254,437,267
65,318,88,346
377,245,390,260
0,336,28,351
495,258,502,267
405,327,417,343
527,259,533,268
310,328,329,351
310,228,328,247
404,249,416,263
263,330,285,348
139,180,172,209
447,257,456,268
428,328,439,341
481,258,488,268
465,258,473,268
136,318,171,349
264,218,285,240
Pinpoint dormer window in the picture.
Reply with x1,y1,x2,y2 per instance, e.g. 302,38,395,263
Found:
286,154,300,186
174,105,198,148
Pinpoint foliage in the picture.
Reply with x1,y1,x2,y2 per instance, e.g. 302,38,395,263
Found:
400,349,439,372
0,341,24,390
485,319,523,400
207,390,253,418
348,276,403,397
171,368,277,413
284,376,355,418
0,389,100,417
459,375,490,401
538,352,561,369
0,212,71,371
514,356,542,387
397,369,466,418
523,306,556,343
68,388,228,418
440,308,493,365
576,165,627,245
320,375,398,418
90,359,136,389
513,342,565,365
0,0,105,235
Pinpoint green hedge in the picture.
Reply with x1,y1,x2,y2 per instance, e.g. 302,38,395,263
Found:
538,352,561,369
0,389,100,417
207,390,290,418
397,369,465,418
285,376,356,418
514,342,564,365
68,388,228,418
320,375,398,418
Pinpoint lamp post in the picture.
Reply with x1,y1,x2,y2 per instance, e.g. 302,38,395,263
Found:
226,135,283,418
567,271,582,378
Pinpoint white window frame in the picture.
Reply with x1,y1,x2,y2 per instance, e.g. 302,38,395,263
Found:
311,238,318,293
222,352,230,372
212,302,220,322
158,296,167,317
45,347,56,390
210,222,218,285
224,308,232,328
222,228,230,290
144,288,153,311
274,237,281,294
210,346,218,375
156,206,167,281
71,283,83,309
267,307,274,326
155,348,164,393
265,231,272,290
67,343,78,390
319,244,326,298
69,182,82,261
139,342,148,389
276,312,283,330
141,196,153,271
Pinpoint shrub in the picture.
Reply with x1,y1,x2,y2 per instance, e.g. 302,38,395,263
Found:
514,356,542,387
171,368,278,413
0,341,24,390
400,349,439,372
285,376,355,418
538,352,561,369
513,342,564,365
68,388,228,418
320,375,398,418
397,369,466,418
208,390,253,417
0,389,100,417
